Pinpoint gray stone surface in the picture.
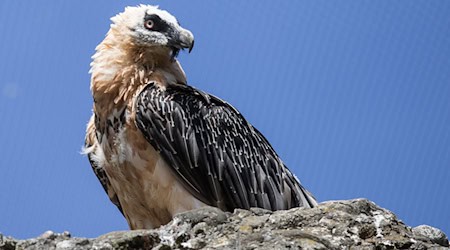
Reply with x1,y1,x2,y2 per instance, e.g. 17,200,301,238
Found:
413,225,449,247
1,199,448,249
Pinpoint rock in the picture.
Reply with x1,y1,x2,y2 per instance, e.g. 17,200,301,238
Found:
413,225,449,247
173,206,228,227
1,199,448,249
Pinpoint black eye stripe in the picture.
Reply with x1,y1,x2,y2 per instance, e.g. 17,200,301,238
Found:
144,14,162,24
144,13,170,32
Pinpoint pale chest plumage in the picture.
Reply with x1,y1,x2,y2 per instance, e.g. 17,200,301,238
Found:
87,33,205,228
92,92,206,229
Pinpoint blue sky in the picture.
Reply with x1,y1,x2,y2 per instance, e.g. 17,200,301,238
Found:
0,1,449,239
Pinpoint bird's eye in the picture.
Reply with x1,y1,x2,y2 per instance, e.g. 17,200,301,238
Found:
144,20,154,30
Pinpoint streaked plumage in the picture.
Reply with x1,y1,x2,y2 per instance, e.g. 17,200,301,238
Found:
84,5,317,229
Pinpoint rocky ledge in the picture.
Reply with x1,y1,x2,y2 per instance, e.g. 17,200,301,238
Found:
1,199,448,249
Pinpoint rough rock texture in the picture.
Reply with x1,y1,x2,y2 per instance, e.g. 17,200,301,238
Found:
1,199,448,249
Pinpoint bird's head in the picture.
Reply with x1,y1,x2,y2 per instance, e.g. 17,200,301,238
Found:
109,5,194,60
91,5,192,94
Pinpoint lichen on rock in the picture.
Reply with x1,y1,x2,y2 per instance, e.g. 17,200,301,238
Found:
1,199,448,249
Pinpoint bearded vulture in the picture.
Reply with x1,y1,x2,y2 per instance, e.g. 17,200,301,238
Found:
84,5,317,229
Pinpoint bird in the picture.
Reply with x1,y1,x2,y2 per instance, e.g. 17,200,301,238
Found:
84,5,317,230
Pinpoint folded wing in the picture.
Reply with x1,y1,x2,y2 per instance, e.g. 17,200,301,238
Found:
135,82,317,211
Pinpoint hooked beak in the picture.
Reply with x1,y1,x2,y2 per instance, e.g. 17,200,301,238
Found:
171,28,195,54
188,39,194,53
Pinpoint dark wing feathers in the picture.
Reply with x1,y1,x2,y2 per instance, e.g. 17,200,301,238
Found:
135,82,317,211
84,140,124,215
